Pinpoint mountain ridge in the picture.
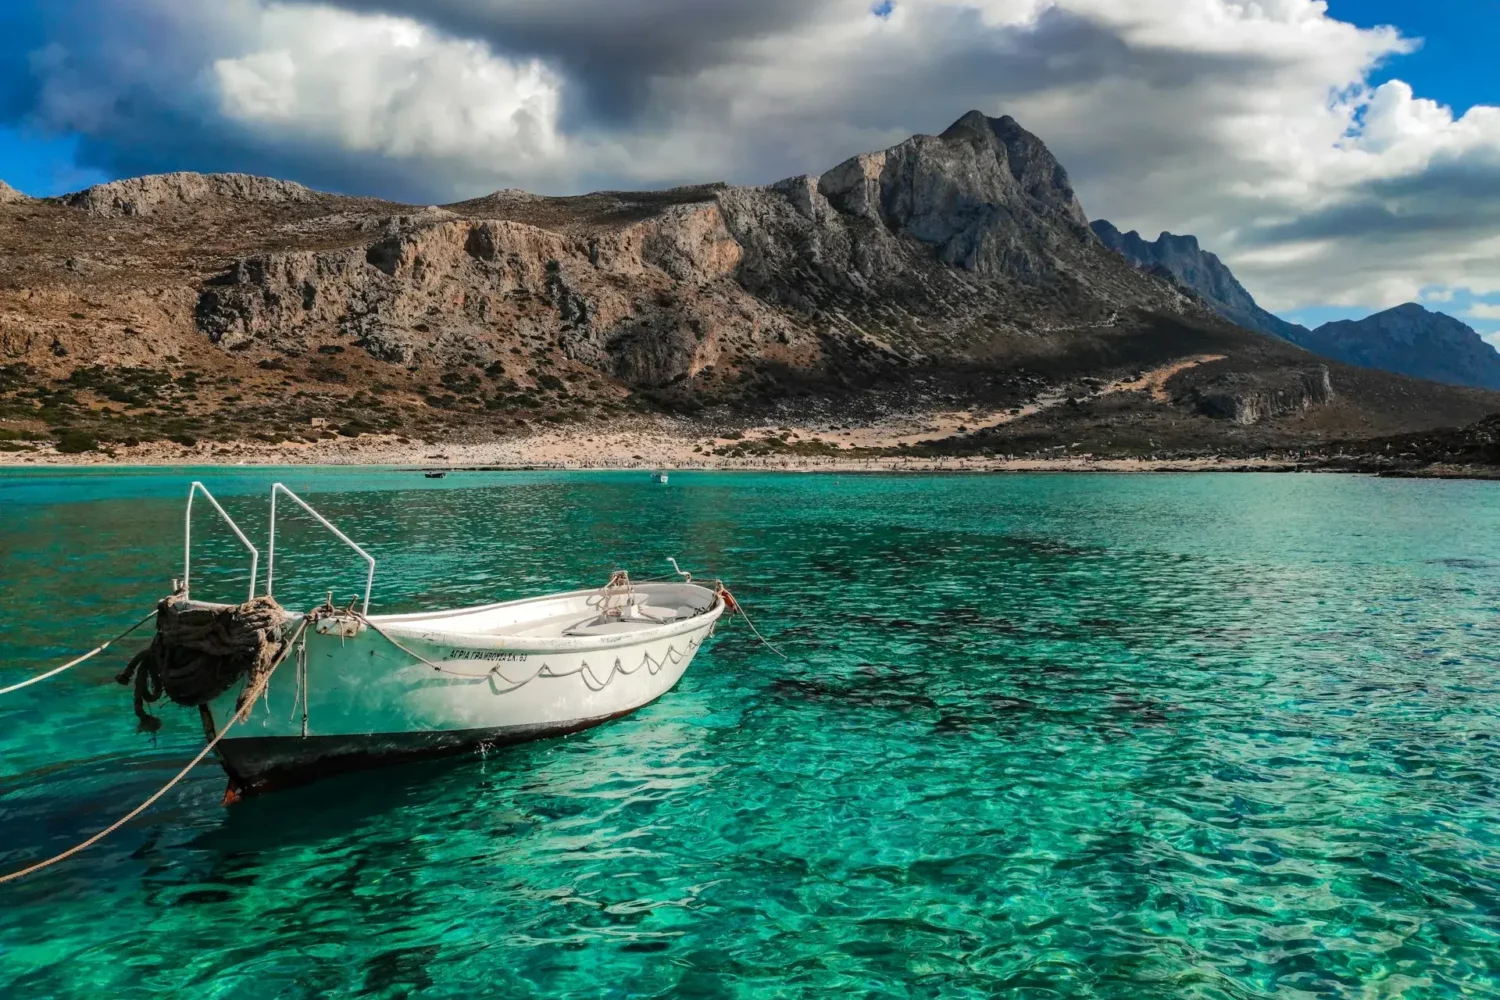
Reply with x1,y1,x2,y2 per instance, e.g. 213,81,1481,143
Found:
1090,220,1307,341
1092,220,1500,392
1296,303,1500,391
2,112,1498,463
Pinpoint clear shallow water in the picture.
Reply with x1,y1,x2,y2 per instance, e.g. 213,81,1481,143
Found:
3,468,1500,999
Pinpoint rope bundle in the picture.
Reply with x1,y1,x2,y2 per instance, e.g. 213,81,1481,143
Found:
115,595,290,732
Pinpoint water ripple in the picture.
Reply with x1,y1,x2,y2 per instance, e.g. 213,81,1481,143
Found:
2,471,1499,997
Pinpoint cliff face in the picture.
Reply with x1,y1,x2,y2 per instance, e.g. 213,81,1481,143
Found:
1091,220,1306,341
1187,366,1334,425
1295,304,1500,392
0,180,30,205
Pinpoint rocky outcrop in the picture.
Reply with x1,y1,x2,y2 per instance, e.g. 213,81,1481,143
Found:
193,202,774,385
1188,365,1333,425
1293,304,1500,391
0,180,31,204
59,172,318,218
1091,220,1306,341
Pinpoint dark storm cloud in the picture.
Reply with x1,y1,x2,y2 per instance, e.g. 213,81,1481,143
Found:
1240,157,1500,246
331,0,836,125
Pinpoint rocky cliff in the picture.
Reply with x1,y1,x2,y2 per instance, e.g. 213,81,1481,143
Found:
2,113,1497,459
0,180,31,205
1091,220,1306,341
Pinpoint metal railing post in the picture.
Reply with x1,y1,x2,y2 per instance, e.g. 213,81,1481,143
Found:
184,481,259,603
266,483,376,615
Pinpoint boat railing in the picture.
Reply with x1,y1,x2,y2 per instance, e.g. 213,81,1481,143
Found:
266,483,376,615
183,481,259,603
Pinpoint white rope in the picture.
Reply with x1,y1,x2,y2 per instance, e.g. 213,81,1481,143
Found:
0,611,158,697
719,586,790,661
0,616,309,885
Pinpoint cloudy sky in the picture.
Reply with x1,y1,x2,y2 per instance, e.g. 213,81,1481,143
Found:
1,0,1497,343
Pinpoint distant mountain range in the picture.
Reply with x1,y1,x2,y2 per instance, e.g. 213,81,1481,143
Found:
1092,220,1500,392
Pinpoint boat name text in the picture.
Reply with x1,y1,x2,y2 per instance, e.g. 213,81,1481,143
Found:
446,649,529,662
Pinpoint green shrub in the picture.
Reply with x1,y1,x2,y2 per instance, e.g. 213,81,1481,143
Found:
55,430,99,453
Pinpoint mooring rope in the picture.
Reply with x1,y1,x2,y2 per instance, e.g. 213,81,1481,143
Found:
0,611,159,697
0,616,310,886
717,585,790,661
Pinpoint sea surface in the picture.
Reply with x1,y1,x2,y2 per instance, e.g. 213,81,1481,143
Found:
2,468,1500,999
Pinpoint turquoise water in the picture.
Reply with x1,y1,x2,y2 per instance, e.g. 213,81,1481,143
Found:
3,469,1500,998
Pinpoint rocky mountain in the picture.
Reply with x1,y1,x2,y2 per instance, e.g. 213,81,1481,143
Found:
1091,220,1306,341
2,111,1498,461
1092,221,1500,393
1290,304,1500,391
0,180,30,205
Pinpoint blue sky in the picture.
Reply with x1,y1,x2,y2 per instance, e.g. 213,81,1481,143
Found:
1,1,1497,345
1324,1,1498,116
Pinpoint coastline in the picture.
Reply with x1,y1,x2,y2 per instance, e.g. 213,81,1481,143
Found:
2,418,1493,478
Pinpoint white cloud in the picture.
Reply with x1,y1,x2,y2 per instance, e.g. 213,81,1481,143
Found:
6,0,1499,320
1469,303,1500,321
212,5,564,185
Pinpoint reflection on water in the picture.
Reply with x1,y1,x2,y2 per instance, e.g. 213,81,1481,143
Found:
3,469,1500,997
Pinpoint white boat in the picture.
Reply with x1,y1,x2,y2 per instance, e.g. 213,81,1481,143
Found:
173,483,725,794
652,471,669,484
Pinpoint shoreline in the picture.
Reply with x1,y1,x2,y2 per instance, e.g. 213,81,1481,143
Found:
1,426,1494,479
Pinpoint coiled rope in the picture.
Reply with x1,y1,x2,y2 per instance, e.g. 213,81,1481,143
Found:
0,615,309,886
0,611,158,697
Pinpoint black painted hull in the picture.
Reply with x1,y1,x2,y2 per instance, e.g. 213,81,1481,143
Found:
214,710,631,796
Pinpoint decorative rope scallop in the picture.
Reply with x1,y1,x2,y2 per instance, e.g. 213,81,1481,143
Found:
355,610,702,694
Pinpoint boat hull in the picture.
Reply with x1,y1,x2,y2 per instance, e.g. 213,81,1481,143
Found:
214,712,633,792
207,585,723,793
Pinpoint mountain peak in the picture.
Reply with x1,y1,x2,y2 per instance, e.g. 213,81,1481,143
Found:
939,109,994,139
811,109,1095,275
1305,302,1500,390
0,179,31,204
1383,302,1434,318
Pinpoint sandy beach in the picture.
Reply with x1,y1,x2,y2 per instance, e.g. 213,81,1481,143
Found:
0,413,1308,474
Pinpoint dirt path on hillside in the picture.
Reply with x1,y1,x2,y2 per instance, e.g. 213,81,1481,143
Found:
1108,354,1226,401
725,352,1227,451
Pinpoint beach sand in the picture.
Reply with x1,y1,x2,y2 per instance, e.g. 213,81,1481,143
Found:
0,412,1303,475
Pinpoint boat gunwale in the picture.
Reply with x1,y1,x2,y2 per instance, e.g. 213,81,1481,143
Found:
378,586,725,653
175,582,726,654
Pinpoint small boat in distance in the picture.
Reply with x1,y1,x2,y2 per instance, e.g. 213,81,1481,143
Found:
424,470,447,479
652,471,669,484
